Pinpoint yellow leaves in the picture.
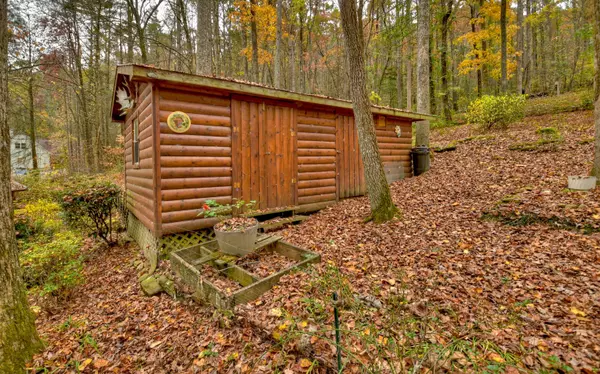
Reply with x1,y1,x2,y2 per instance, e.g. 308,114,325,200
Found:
362,327,370,336
299,358,313,368
78,358,92,371
278,320,292,331
570,307,586,317
488,352,505,363
272,330,282,340
216,333,227,345
270,308,283,317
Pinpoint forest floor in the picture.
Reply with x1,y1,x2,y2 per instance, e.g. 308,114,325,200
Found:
29,109,599,373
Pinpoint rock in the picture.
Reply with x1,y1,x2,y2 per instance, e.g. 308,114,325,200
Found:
354,293,383,309
140,276,163,296
157,275,177,298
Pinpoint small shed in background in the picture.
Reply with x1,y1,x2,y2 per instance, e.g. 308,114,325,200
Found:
110,65,433,240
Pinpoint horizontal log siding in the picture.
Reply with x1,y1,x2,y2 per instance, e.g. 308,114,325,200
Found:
158,87,232,234
231,100,296,210
377,118,413,177
297,109,337,205
124,82,156,233
336,115,366,199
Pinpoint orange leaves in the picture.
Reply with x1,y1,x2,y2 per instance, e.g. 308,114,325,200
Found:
230,0,278,64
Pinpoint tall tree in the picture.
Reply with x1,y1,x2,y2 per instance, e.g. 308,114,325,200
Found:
416,0,431,147
516,0,524,94
126,0,164,64
0,0,43,370
593,0,600,179
249,0,259,82
440,0,454,121
274,0,282,88
338,0,399,223
500,0,508,92
196,0,212,75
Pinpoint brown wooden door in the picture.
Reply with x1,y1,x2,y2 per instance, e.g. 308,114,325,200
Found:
231,99,297,210
336,114,366,199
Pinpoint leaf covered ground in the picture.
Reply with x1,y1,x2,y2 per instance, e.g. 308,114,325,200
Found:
29,110,599,373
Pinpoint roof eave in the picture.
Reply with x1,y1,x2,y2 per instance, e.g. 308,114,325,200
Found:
120,65,436,122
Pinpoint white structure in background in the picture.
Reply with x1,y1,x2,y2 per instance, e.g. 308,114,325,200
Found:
10,131,51,175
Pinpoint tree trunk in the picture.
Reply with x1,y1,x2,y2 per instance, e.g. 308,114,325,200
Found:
338,0,398,223
196,0,212,75
500,0,508,92
274,0,282,88
416,0,431,147
440,0,453,122
406,46,412,110
516,0,524,94
250,0,259,82
27,75,37,170
396,45,403,108
593,0,600,178
0,1,43,370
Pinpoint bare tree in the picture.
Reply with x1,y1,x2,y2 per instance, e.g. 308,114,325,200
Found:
126,0,165,64
338,0,399,223
274,0,282,88
416,0,430,147
196,0,212,75
0,0,43,370
500,0,508,92
440,0,454,122
249,0,259,82
516,0,524,94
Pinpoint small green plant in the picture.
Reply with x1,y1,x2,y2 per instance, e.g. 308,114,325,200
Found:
61,183,121,245
466,94,526,129
198,199,257,218
510,127,562,152
20,231,85,299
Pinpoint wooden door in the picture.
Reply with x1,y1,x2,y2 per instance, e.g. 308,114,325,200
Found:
231,99,297,210
336,114,366,199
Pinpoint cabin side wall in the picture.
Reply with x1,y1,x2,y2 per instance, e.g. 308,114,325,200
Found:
157,85,233,234
124,82,156,234
152,84,414,235
297,108,338,207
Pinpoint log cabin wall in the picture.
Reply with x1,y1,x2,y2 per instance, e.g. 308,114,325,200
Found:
124,82,156,234
157,85,233,234
297,109,338,206
127,81,414,236
377,117,413,179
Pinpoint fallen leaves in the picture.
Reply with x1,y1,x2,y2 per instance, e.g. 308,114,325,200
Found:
28,110,600,373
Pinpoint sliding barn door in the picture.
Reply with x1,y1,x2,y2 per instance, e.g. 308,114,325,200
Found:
231,99,297,210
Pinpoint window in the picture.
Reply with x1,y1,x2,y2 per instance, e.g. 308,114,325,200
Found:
133,118,139,165
15,142,26,149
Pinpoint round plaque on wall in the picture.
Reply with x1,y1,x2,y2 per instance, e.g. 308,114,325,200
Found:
167,111,191,133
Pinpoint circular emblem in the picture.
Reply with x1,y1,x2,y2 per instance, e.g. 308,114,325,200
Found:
167,111,191,133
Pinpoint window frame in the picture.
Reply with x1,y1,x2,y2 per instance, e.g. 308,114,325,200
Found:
133,117,140,167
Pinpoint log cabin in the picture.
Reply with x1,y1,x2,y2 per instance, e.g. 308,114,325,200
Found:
110,64,434,240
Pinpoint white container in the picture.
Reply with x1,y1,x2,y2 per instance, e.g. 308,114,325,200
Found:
568,176,597,191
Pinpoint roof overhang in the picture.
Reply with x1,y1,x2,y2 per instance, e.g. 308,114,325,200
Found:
111,64,436,123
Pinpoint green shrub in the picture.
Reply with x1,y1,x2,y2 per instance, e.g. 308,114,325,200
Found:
20,231,84,298
61,183,122,245
14,199,63,239
466,94,526,129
